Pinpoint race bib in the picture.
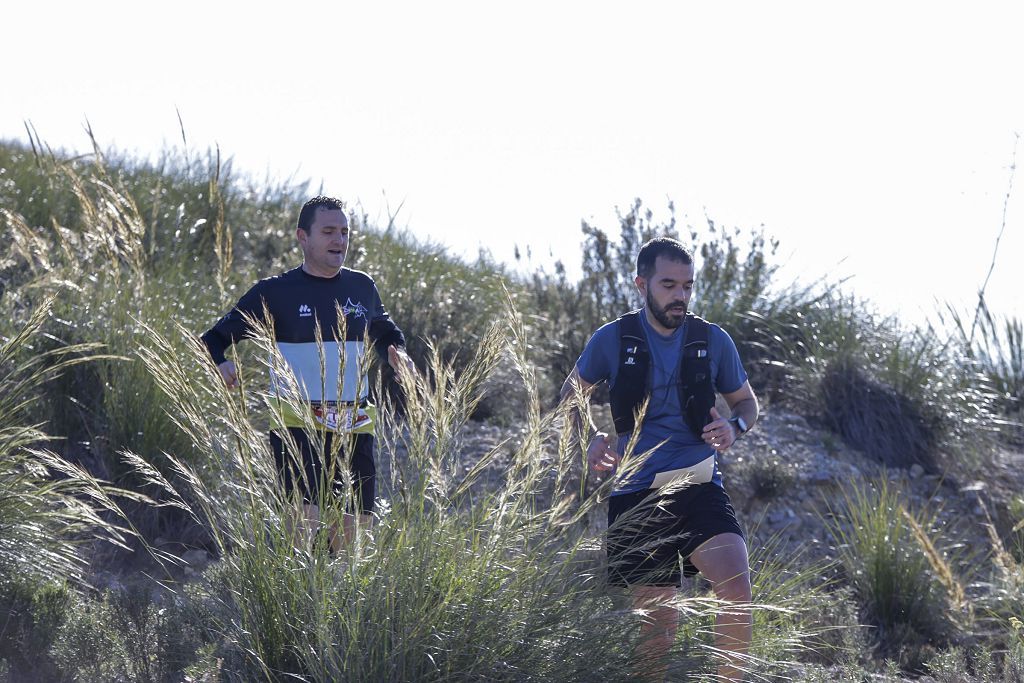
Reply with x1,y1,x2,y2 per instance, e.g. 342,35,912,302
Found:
268,396,376,434
312,404,373,432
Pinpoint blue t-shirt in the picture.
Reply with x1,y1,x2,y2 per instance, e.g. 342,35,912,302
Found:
576,312,748,494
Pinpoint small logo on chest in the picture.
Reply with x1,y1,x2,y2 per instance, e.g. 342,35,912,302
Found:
342,298,368,319
298,304,312,318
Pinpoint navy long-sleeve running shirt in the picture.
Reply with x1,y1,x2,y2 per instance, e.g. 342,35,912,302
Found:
201,266,405,405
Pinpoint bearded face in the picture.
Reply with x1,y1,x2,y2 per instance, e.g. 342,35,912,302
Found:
646,285,687,329
638,256,694,332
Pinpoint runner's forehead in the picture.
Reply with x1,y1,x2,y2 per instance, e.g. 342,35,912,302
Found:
310,208,349,230
651,257,694,282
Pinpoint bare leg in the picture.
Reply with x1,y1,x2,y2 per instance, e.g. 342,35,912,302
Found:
632,584,679,682
281,503,322,549
689,533,752,682
331,512,373,553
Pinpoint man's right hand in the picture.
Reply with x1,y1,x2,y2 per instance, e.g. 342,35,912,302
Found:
218,360,239,388
587,432,619,472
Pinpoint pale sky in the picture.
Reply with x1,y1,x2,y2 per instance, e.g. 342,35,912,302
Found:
2,2,1022,326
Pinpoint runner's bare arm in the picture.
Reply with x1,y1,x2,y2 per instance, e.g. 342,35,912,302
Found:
559,367,619,471
702,381,759,450
722,381,758,431
218,360,239,389
387,344,416,376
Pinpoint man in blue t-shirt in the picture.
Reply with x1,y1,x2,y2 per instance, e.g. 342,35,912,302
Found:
560,236,759,682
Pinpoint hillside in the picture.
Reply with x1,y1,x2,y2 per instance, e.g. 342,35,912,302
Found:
1,137,1022,681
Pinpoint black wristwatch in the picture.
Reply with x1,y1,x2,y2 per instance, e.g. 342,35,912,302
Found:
729,416,748,438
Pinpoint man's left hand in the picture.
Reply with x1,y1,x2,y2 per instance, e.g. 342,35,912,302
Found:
702,406,736,451
388,345,416,377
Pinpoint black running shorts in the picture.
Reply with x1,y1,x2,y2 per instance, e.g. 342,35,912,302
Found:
606,482,743,587
269,428,376,514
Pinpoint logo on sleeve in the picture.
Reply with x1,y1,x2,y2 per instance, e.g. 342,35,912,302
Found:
299,304,312,318
341,298,368,319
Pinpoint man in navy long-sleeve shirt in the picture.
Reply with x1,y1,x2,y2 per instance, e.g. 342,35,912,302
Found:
201,195,414,548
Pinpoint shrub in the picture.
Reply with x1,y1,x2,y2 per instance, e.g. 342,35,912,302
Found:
0,577,70,681
744,455,796,499
51,586,211,683
524,198,825,402
925,645,998,683
819,354,938,471
798,586,871,668
787,307,1004,474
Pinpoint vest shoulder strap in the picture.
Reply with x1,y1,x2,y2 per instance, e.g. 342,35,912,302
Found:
679,314,715,435
609,309,649,435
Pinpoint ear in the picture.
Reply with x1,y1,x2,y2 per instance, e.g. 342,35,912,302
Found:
634,275,646,297
296,228,308,247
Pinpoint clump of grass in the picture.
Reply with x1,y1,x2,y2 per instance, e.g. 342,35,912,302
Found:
822,477,963,665
0,296,142,585
744,535,840,677
797,586,871,669
1004,617,1024,682
0,296,149,680
943,303,1023,437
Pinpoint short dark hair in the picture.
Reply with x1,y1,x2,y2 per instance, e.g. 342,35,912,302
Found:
296,196,346,233
636,237,693,279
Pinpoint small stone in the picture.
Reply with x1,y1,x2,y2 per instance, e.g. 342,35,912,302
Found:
909,464,925,479
181,549,209,566
810,468,833,483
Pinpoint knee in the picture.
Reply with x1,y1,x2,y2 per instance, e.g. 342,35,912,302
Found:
715,572,752,604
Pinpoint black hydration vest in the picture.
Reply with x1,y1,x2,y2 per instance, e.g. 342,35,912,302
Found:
607,310,715,437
